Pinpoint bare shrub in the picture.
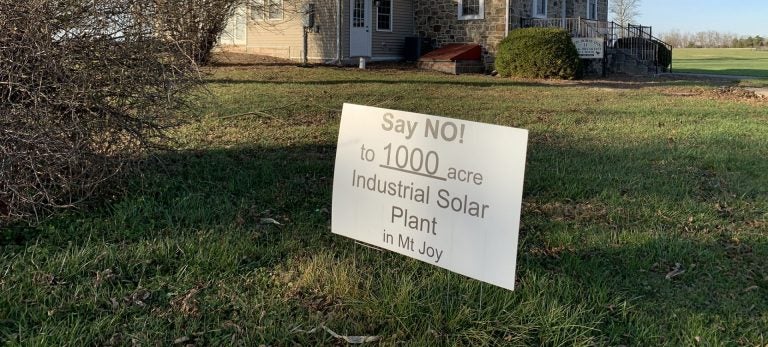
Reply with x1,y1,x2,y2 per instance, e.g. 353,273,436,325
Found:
0,0,202,224
151,0,242,66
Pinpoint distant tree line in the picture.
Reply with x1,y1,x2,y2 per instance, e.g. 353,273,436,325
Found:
660,30,767,49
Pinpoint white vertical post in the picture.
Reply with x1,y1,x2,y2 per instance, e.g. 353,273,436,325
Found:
504,0,510,36
359,57,367,69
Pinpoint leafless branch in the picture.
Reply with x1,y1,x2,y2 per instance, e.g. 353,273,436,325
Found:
0,0,203,224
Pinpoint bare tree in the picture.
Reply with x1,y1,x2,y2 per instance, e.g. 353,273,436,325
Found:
152,0,301,65
610,0,641,28
150,0,242,65
0,0,202,224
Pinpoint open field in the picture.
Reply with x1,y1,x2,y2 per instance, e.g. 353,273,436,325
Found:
674,48,768,78
2,60,768,345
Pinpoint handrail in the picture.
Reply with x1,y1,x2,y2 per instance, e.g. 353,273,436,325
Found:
519,17,673,73
519,17,612,38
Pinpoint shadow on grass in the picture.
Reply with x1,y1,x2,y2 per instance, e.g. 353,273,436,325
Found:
675,56,768,62
205,77,725,90
671,68,768,78
209,61,303,67
8,126,766,246
2,135,767,344
2,144,335,246
514,234,768,344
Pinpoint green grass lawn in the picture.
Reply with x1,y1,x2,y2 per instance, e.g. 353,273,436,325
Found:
674,48,768,78
2,64,768,345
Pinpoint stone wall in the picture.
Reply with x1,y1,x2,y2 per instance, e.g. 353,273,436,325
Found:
413,0,609,68
414,0,510,67
569,0,609,20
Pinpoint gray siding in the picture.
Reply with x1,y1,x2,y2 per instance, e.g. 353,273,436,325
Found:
372,1,415,59
243,0,341,62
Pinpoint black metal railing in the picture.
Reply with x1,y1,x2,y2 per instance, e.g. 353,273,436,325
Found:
519,17,673,73
615,23,673,73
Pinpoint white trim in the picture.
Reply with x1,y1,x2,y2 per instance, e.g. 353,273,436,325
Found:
376,0,393,32
458,0,485,20
532,0,547,18
586,0,598,20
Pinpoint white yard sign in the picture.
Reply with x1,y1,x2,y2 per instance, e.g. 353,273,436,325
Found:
573,37,604,59
332,104,528,290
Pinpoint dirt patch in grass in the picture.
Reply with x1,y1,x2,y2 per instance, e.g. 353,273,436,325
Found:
707,86,765,101
525,201,612,225
208,52,418,72
528,245,575,259
655,85,767,103
210,52,296,67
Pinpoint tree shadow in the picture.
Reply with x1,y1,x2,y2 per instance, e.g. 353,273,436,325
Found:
672,68,768,79
517,234,768,344
3,128,766,343
205,75,726,90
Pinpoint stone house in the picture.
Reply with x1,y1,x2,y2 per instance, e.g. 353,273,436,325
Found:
220,0,609,67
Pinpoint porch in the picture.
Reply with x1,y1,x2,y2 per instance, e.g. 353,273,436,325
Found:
518,17,673,74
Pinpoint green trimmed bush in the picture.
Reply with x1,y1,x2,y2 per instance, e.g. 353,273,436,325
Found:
495,28,581,79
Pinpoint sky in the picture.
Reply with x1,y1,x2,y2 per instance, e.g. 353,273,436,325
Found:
619,0,767,36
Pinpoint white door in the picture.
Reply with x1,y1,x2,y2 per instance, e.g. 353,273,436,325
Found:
349,0,372,57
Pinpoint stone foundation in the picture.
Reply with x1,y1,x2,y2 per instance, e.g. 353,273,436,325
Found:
418,60,485,74
413,0,609,70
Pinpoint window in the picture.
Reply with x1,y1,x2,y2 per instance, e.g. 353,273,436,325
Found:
377,0,392,31
267,0,283,20
250,0,282,21
533,0,547,18
458,0,484,20
587,0,598,20
250,0,263,21
353,0,365,27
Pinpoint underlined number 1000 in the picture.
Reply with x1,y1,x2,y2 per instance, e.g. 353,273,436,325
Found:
383,143,439,175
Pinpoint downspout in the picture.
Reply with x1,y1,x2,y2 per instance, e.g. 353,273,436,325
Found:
336,0,342,65
504,0,510,36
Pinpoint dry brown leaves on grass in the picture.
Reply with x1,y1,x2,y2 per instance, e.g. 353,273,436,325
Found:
665,263,686,280
171,285,206,317
286,287,341,314
32,272,65,287
722,237,753,258
708,86,764,100
525,201,612,224
281,267,342,315
94,269,115,287
660,86,766,103
123,288,151,308
528,245,575,259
